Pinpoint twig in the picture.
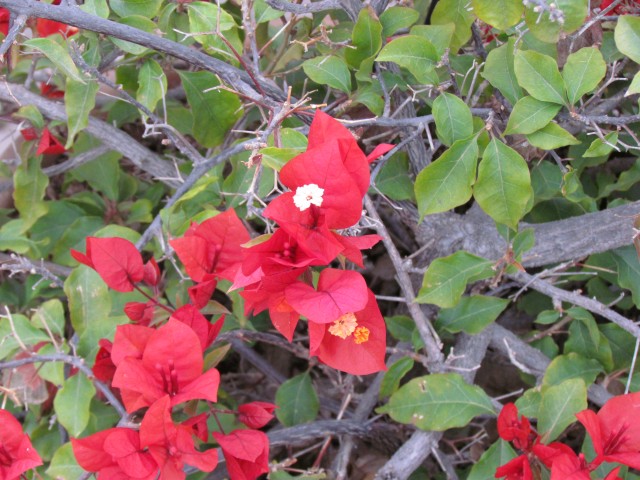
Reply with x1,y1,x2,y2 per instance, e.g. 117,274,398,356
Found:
0,13,26,58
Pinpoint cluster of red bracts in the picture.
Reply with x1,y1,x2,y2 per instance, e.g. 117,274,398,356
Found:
495,393,640,480
0,1,78,38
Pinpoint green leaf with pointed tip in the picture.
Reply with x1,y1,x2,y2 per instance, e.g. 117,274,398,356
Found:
565,312,614,371
615,15,640,63
417,251,494,307
13,157,49,228
538,378,587,442
46,444,85,480
376,35,439,84
524,0,588,43
467,440,517,480
583,132,618,158
64,266,112,336
526,122,580,149
379,373,495,431
380,7,420,37
110,0,162,17
65,78,99,148
505,96,561,135
54,374,96,437
302,56,352,93
431,0,475,50
380,357,415,399
432,93,474,146
472,0,522,30
137,59,167,115
179,70,242,148
562,47,606,105
415,137,478,218
276,372,319,427
410,24,455,56
346,7,383,69
542,353,603,387
482,38,523,105
626,71,640,96
25,38,85,83
474,139,532,229
514,50,566,105
437,295,509,334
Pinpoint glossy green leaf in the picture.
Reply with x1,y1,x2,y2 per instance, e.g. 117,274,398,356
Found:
64,266,112,336
432,92,474,146
538,378,587,442
179,70,242,148
526,122,580,149
276,372,319,427
376,35,438,85
416,251,494,307
379,373,495,431
302,56,352,93
471,0,522,30
475,139,532,228
380,357,415,399
524,0,588,43
615,15,640,63
410,24,455,56
110,0,162,17
24,38,85,83
483,39,523,105
542,353,603,386
505,96,561,135
54,374,96,437
431,0,475,50
583,132,618,158
514,50,567,105
415,137,478,217
137,59,167,115
467,440,517,480
13,157,49,228
346,7,383,68
65,78,99,148
46,444,85,480
380,7,420,37
562,47,606,105
437,295,509,334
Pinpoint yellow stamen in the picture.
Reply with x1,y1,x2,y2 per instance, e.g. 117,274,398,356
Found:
353,326,370,344
328,312,358,339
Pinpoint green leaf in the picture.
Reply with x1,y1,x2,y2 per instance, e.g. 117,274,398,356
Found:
386,315,415,342
526,122,580,150
482,39,523,105
15,105,44,129
626,71,640,96
109,0,163,17
562,47,606,105
524,0,588,43
379,373,495,431
416,251,494,307
474,139,532,229
276,372,319,427
65,78,99,148
78,315,128,363
471,0,522,30
538,378,587,442
431,0,475,50
187,1,237,50
615,15,640,63
380,7,420,37
467,440,517,480
54,374,96,437
302,56,352,93
410,24,455,58
612,246,640,308
375,153,415,201
260,147,302,171
531,161,563,202
0,314,50,360
504,96,561,135
179,70,242,148
514,50,567,105
110,16,156,55
380,358,415,399
70,152,122,201
564,311,614,371
542,353,603,387
437,295,509,334
583,132,618,158
46,444,85,480
415,137,478,217
64,266,112,336
432,92,473,146
24,38,85,83
515,388,542,418
137,59,167,115
254,0,282,23
32,299,65,338
13,157,49,227
376,35,438,85
345,7,383,69
599,159,640,198
80,0,109,17
36,343,66,386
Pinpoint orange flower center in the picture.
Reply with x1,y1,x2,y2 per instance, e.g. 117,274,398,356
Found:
328,312,358,339
353,326,370,344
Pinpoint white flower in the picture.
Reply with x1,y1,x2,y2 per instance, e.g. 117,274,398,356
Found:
293,183,324,211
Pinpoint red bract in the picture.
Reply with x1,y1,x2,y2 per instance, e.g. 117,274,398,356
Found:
170,304,223,352
93,339,116,383
124,301,156,325
0,410,42,480
36,18,78,37
170,209,250,282
39,82,65,99
285,268,369,324
213,429,269,480
36,128,66,155
20,127,38,141
498,403,538,451
307,289,387,375
494,454,533,480
576,392,640,470
71,237,145,292
112,319,220,412
238,402,277,429
0,9,9,35
140,396,218,479
549,451,590,480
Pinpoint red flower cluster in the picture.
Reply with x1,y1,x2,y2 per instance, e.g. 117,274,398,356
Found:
0,410,42,480
494,395,640,480
0,1,78,37
20,127,66,156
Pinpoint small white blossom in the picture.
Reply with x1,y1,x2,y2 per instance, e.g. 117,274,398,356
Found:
293,183,324,211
